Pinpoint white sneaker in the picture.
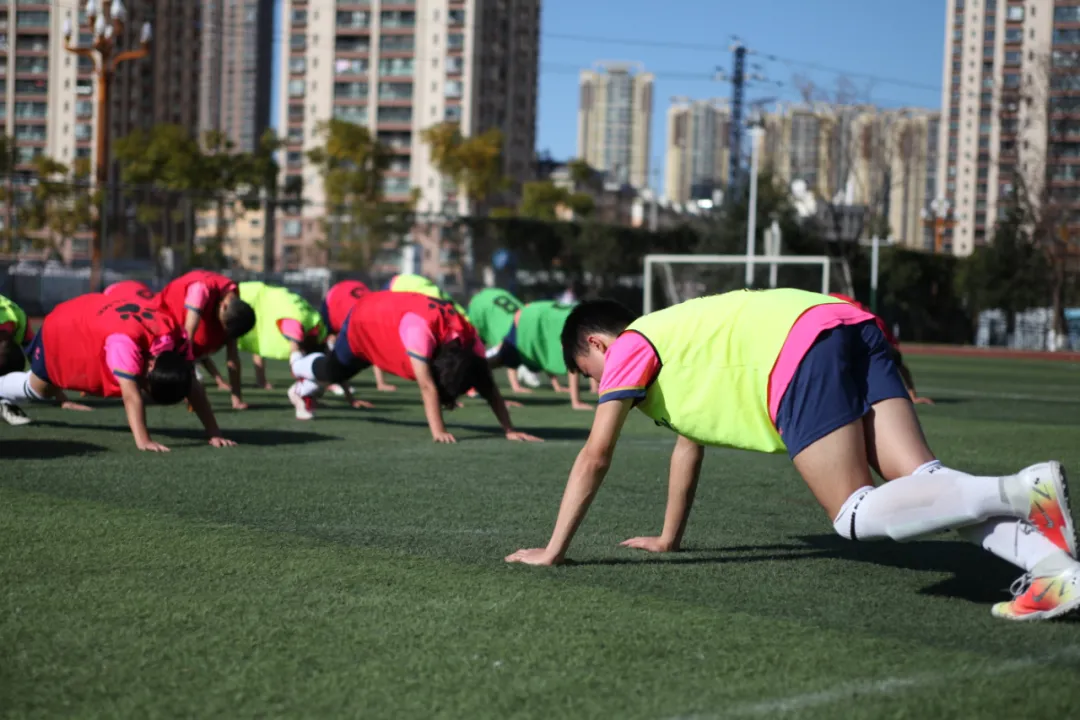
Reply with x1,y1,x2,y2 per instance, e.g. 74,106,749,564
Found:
0,400,31,426
195,366,205,383
517,365,542,388
327,384,355,397
287,382,314,420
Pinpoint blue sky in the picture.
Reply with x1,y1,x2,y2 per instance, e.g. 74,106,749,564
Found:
537,0,947,186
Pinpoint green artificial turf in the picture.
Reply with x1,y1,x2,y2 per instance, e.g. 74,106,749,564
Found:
3,354,1080,719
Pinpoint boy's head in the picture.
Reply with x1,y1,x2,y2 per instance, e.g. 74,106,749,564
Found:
220,293,256,340
0,335,26,376
430,339,495,410
560,300,638,381
145,350,194,405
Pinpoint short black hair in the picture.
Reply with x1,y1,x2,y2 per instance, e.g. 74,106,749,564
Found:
222,297,256,339
560,299,638,373
0,337,26,376
299,333,328,355
146,350,194,405
430,338,495,410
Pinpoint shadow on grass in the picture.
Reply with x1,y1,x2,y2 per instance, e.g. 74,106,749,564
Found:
358,415,590,441
1,439,107,459
30,421,338,447
569,534,1020,604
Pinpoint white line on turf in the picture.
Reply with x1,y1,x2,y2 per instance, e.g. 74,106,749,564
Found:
665,645,1080,719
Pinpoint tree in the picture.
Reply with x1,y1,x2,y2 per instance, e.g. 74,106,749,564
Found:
19,156,94,260
0,135,15,253
308,119,398,270
421,123,507,206
200,130,251,266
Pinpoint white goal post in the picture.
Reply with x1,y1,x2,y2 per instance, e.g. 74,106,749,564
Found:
643,254,851,314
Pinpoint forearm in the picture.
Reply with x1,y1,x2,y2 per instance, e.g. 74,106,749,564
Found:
660,438,704,548
568,373,582,406
507,368,525,392
419,381,447,435
121,389,152,446
185,310,201,346
546,449,611,558
188,381,222,436
226,344,243,398
485,387,515,432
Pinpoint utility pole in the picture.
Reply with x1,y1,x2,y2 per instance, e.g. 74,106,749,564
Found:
64,1,152,292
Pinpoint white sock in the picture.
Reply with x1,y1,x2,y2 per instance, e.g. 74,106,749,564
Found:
294,379,321,398
957,520,1065,573
290,352,323,381
0,372,44,404
834,466,1019,542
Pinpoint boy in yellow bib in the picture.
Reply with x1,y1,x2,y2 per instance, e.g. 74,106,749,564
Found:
506,289,1080,622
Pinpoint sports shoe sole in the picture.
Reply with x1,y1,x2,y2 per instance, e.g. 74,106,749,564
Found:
993,593,1080,622
1045,461,1077,559
286,386,314,421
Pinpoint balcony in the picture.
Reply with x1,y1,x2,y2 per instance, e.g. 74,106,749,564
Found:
377,58,414,77
377,106,412,125
378,81,412,101
336,10,369,29
14,78,46,95
333,105,368,124
334,81,369,100
379,34,414,52
335,37,370,53
380,11,415,29
334,58,369,76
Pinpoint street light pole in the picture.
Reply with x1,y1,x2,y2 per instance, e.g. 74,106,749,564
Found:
63,0,151,292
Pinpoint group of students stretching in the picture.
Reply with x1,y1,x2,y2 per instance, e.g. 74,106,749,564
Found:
1,274,1075,622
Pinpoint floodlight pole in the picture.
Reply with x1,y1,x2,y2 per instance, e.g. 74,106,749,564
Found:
870,235,881,313
745,126,764,287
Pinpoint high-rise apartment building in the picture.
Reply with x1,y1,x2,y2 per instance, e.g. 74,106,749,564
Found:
199,0,275,152
276,0,540,274
937,0,1080,256
664,99,730,205
577,62,653,189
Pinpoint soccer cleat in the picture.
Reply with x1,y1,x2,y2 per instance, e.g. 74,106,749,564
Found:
287,382,314,421
1016,462,1076,558
0,400,31,426
993,565,1080,621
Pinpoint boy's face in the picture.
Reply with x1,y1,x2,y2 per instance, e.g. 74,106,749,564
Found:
573,334,611,383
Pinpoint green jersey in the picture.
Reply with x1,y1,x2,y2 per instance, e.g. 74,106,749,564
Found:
236,281,326,360
0,294,28,345
467,288,523,347
514,300,576,375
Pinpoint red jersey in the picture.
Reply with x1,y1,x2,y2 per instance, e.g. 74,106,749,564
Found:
158,270,237,358
324,280,370,333
828,293,898,348
104,280,155,300
41,293,186,397
344,291,477,380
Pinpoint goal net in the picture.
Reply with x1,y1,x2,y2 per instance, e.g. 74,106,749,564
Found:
643,254,853,314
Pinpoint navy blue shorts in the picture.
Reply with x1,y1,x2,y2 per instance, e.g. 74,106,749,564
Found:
26,332,50,383
331,311,371,377
495,323,529,369
774,320,909,460
317,298,331,331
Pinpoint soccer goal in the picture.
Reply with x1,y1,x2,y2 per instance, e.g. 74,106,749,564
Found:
643,253,853,314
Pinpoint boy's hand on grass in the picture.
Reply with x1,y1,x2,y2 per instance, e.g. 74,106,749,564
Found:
137,441,170,453
505,548,562,566
376,383,397,392
505,430,543,442
60,401,93,411
620,536,675,553
215,378,231,391
432,430,457,444
231,397,249,410
351,399,374,409
504,400,524,408
208,437,237,448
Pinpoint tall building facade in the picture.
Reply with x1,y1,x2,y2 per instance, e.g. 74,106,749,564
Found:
577,62,653,188
199,0,275,152
937,0,1080,256
276,0,540,273
664,99,730,205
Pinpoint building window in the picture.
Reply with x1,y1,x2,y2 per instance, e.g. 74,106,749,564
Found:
283,220,301,238
378,58,414,76
291,9,307,24
15,79,47,95
336,36,370,53
444,105,461,121
448,8,465,25
444,80,462,98
334,82,369,99
14,101,47,119
288,104,304,120
287,127,303,144
445,56,463,74
290,57,306,74
336,10,369,29
447,33,464,50
335,58,369,75
1007,5,1024,21
14,124,46,142
16,11,49,27
1006,27,1023,43
333,105,368,124
290,33,305,50
377,131,411,150
382,176,411,195
377,106,412,124
380,34,415,52
1005,50,1021,66
380,10,415,28
378,81,412,100
288,79,305,97
14,56,47,74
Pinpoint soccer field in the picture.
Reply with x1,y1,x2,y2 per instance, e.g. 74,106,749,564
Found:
3,355,1080,719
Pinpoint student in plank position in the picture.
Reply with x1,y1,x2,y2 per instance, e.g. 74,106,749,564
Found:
290,290,542,443
486,299,593,410
506,289,1079,621
0,293,91,425
0,293,235,451
155,270,256,410
236,281,331,409
318,279,397,393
